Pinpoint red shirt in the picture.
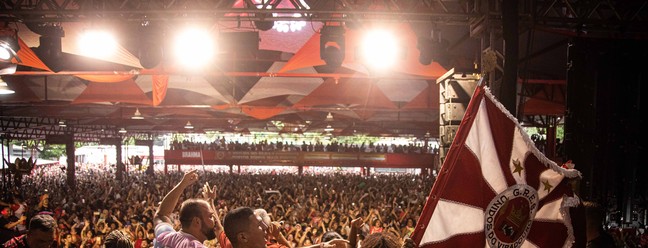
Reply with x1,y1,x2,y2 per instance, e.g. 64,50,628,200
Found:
218,231,233,248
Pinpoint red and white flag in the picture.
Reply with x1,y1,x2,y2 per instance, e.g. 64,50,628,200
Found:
411,85,581,248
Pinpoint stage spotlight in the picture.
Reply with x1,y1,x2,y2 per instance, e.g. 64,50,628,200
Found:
416,35,449,66
417,37,434,65
173,27,215,69
252,1,275,31
255,19,275,31
139,22,164,69
0,27,20,62
32,24,65,72
359,29,400,69
78,30,118,59
320,26,345,67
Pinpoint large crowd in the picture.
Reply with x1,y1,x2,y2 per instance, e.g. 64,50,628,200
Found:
2,162,648,247
1,164,433,247
170,139,439,155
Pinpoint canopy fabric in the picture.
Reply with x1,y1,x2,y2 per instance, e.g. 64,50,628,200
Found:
152,74,169,106
56,23,143,69
21,76,87,101
403,83,440,109
72,79,151,105
241,106,287,120
293,76,397,110
14,37,51,71
238,62,323,104
135,75,231,106
75,74,135,83
279,23,447,78
374,78,429,102
0,76,41,102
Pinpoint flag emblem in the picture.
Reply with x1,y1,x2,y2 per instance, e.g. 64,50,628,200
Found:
411,85,581,248
485,184,538,247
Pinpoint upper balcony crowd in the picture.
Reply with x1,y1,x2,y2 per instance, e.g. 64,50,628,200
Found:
170,139,439,155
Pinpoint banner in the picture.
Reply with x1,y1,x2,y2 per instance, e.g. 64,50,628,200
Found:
411,84,581,247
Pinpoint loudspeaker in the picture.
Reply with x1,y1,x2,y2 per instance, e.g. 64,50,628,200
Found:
439,125,459,146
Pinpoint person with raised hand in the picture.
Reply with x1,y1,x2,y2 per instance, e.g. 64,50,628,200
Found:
153,169,218,247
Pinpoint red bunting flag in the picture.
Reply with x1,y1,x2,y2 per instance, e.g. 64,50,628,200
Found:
411,84,581,247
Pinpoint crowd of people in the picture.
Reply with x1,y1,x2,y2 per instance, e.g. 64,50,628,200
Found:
3,161,648,247
170,138,439,155
1,163,433,247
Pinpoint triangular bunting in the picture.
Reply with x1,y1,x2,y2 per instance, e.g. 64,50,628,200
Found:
72,79,151,105
241,106,287,120
13,37,51,71
294,77,396,109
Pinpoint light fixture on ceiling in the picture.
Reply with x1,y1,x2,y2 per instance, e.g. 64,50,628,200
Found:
118,127,127,134
184,121,194,129
173,27,215,69
0,27,20,63
253,2,274,31
36,24,66,72
324,124,334,132
0,40,18,62
360,29,402,69
58,121,66,127
320,26,345,68
0,78,14,94
78,29,118,59
138,21,164,69
325,112,334,121
132,108,144,119
416,30,449,66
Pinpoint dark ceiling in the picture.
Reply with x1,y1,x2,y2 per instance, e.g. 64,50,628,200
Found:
0,0,647,142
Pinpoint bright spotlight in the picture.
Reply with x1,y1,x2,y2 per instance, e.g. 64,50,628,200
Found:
78,30,118,59
0,27,20,62
173,28,215,69
360,30,401,69
0,43,12,61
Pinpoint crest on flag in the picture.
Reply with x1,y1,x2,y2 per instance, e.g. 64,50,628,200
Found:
411,83,581,248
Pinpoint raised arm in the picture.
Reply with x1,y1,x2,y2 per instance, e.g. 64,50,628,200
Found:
269,221,293,248
202,182,224,238
348,217,364,248
154,169,199,225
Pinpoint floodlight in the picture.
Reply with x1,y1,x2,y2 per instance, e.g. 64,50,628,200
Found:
320,26,345,67
173,27,215,69
360,29,400,69
78,30,118,59
0,27,20,62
